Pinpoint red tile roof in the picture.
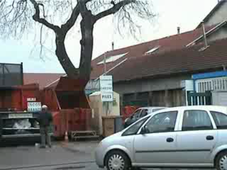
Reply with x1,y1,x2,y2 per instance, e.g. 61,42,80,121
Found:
109,38,227,82
91,25,216,80
24,73,64,89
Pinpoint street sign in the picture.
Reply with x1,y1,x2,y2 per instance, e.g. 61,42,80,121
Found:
27,102,42,112
100,75,113,102
101,92,113,102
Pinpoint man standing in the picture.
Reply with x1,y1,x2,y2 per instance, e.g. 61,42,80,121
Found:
38,105,53,148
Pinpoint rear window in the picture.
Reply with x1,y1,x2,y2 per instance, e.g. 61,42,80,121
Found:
211,111,227,129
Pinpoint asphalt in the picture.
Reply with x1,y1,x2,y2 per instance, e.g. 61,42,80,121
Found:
0,139,100,170
0,139,215,170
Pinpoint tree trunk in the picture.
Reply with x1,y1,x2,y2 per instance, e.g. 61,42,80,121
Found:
79,17,94,81
55,33,78,78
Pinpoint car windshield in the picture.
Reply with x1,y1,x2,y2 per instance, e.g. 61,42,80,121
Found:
122,116,150,136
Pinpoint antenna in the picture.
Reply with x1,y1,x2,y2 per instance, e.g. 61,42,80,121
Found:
112,42,114,50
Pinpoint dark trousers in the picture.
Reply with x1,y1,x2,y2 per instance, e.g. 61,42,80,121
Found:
40,126,51,147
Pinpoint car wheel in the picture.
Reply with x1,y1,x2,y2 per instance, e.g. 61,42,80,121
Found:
105,150,130,170
216,151,227,170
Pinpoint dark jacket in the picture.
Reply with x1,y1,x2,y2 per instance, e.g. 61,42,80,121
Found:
38,111,53,127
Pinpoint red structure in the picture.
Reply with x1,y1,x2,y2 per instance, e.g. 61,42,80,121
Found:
121,106,139,121
0,63,92,140
0,84,41,111
42,77,92,138
0,76,92,139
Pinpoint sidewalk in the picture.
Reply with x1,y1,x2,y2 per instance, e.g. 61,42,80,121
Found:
0,141,99,170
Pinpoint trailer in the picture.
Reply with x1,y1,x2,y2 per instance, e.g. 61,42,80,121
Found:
0,63,42,141
0,63,96,141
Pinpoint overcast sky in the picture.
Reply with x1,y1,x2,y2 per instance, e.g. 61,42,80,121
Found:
0,0,218,73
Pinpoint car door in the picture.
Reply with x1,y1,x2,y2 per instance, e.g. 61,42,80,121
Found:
176,109,217,165
133,111,179,166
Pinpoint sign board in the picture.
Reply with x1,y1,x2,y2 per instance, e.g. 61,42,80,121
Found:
181,80,194,91
101,92,113,102
100,75,113,102
27,102,42,112
9,114,33,119
27,98,36,102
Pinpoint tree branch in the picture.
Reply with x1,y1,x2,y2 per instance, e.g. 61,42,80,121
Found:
61,3,80,34
94,0,135,22
29,0,59,32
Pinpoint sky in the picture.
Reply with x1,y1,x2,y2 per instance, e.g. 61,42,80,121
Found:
0,0,218,73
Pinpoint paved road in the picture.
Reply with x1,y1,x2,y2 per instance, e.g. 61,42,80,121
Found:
0,140,98,170
0,140,215,170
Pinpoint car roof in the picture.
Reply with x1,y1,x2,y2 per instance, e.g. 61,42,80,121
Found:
153,105,227,113
139,106,167,110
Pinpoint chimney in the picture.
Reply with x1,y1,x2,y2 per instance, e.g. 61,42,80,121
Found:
202,21,208,48
177,27,180,34
112,42,114,50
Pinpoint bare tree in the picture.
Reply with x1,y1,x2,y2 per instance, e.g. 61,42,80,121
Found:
0,0,154,81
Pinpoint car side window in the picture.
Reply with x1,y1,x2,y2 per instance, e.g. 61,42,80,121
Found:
140,109,148,117
211,111,227,129
123,116,150,136
182,110,213,131
145,111,178,133
131,110,141,120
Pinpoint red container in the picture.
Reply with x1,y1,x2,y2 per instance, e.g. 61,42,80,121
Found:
42,77,92,138
0,84,41,111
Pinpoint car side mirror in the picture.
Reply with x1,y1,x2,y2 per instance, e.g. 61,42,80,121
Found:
140,126,149,135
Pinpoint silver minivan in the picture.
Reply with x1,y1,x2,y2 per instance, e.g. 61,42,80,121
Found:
95,106,227,170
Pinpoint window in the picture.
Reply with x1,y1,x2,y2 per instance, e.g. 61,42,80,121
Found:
123,116,150,136
182,110,213,131
140,109,148,117
97,53,128,65
131,109,141,121
145,46,160,55
145,111,178,133
211,111,227,129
